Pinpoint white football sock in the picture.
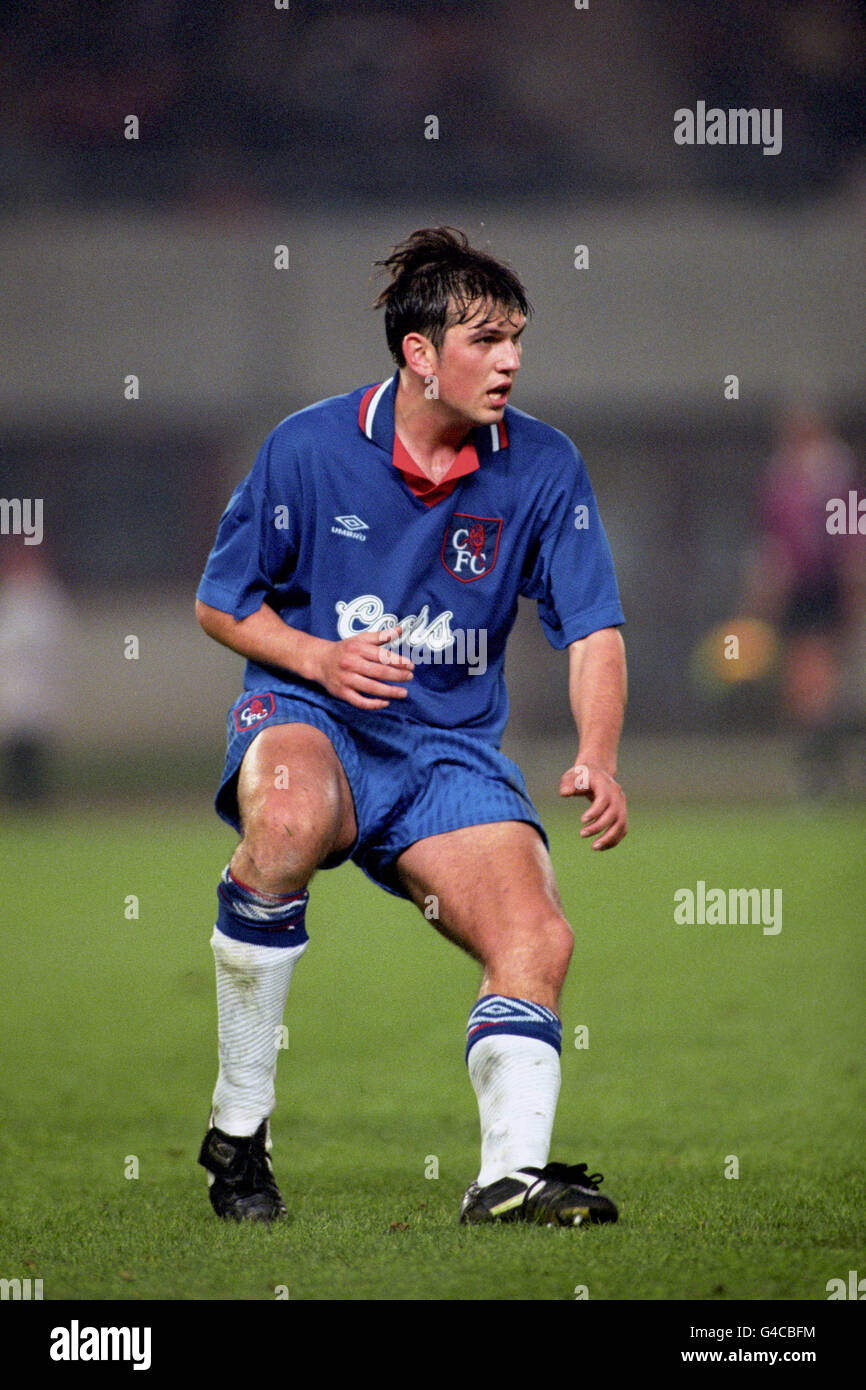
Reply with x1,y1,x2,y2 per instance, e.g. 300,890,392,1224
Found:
468,1033,562,1186
210,928,308,1137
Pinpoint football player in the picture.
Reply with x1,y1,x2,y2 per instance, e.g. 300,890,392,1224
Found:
195,227,627,1226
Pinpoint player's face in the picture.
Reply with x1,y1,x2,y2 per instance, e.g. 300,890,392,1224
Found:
432,302,524,426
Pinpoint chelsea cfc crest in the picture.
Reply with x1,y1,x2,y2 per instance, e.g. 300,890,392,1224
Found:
233,692,276,733
441,513,503,582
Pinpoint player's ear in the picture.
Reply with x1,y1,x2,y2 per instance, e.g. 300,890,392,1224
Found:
401,331,436,378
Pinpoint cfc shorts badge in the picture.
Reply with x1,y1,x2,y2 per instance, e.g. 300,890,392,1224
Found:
233,692,276,733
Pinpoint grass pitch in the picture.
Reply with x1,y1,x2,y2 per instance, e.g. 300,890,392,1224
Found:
0,800,863,1301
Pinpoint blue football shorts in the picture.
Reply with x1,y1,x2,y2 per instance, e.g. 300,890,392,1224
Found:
215,689,548,899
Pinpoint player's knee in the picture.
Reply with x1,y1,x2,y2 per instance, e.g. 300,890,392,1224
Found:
239,801,331,892
538,913,574,985
484,912,573,992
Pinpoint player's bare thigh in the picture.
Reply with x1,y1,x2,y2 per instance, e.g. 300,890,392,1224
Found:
232,723,358,895
394,821,573,1012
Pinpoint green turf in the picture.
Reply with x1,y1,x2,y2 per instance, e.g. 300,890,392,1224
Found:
0,802,863,1301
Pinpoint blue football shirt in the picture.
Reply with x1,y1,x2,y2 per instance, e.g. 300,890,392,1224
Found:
197,371,624,742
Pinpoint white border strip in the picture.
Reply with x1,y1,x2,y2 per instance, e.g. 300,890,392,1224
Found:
364,379,391,439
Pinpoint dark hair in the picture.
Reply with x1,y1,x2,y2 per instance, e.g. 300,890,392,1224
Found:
373,226,531,366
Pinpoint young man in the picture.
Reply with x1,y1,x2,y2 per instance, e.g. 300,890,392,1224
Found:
195,227,627,1227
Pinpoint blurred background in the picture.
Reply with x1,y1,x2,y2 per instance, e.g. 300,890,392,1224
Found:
2,0,865,809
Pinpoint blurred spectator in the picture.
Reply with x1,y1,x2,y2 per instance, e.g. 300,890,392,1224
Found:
742,403,866,793
0,542,68,807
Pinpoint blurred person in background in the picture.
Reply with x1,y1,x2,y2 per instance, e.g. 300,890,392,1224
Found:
0,541,67,806
741,402,865,794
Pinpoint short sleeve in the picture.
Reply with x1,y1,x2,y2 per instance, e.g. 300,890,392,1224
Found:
196,430,300,620
520,442,625,649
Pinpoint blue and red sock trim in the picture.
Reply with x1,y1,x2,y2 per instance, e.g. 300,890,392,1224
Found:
216,867,309,948
466,994,562,1061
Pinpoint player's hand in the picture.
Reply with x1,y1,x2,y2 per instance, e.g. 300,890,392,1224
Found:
559,762,627,850
313,626,414,710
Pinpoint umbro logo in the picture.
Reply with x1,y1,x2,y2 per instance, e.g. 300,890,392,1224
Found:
331,514,368,542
